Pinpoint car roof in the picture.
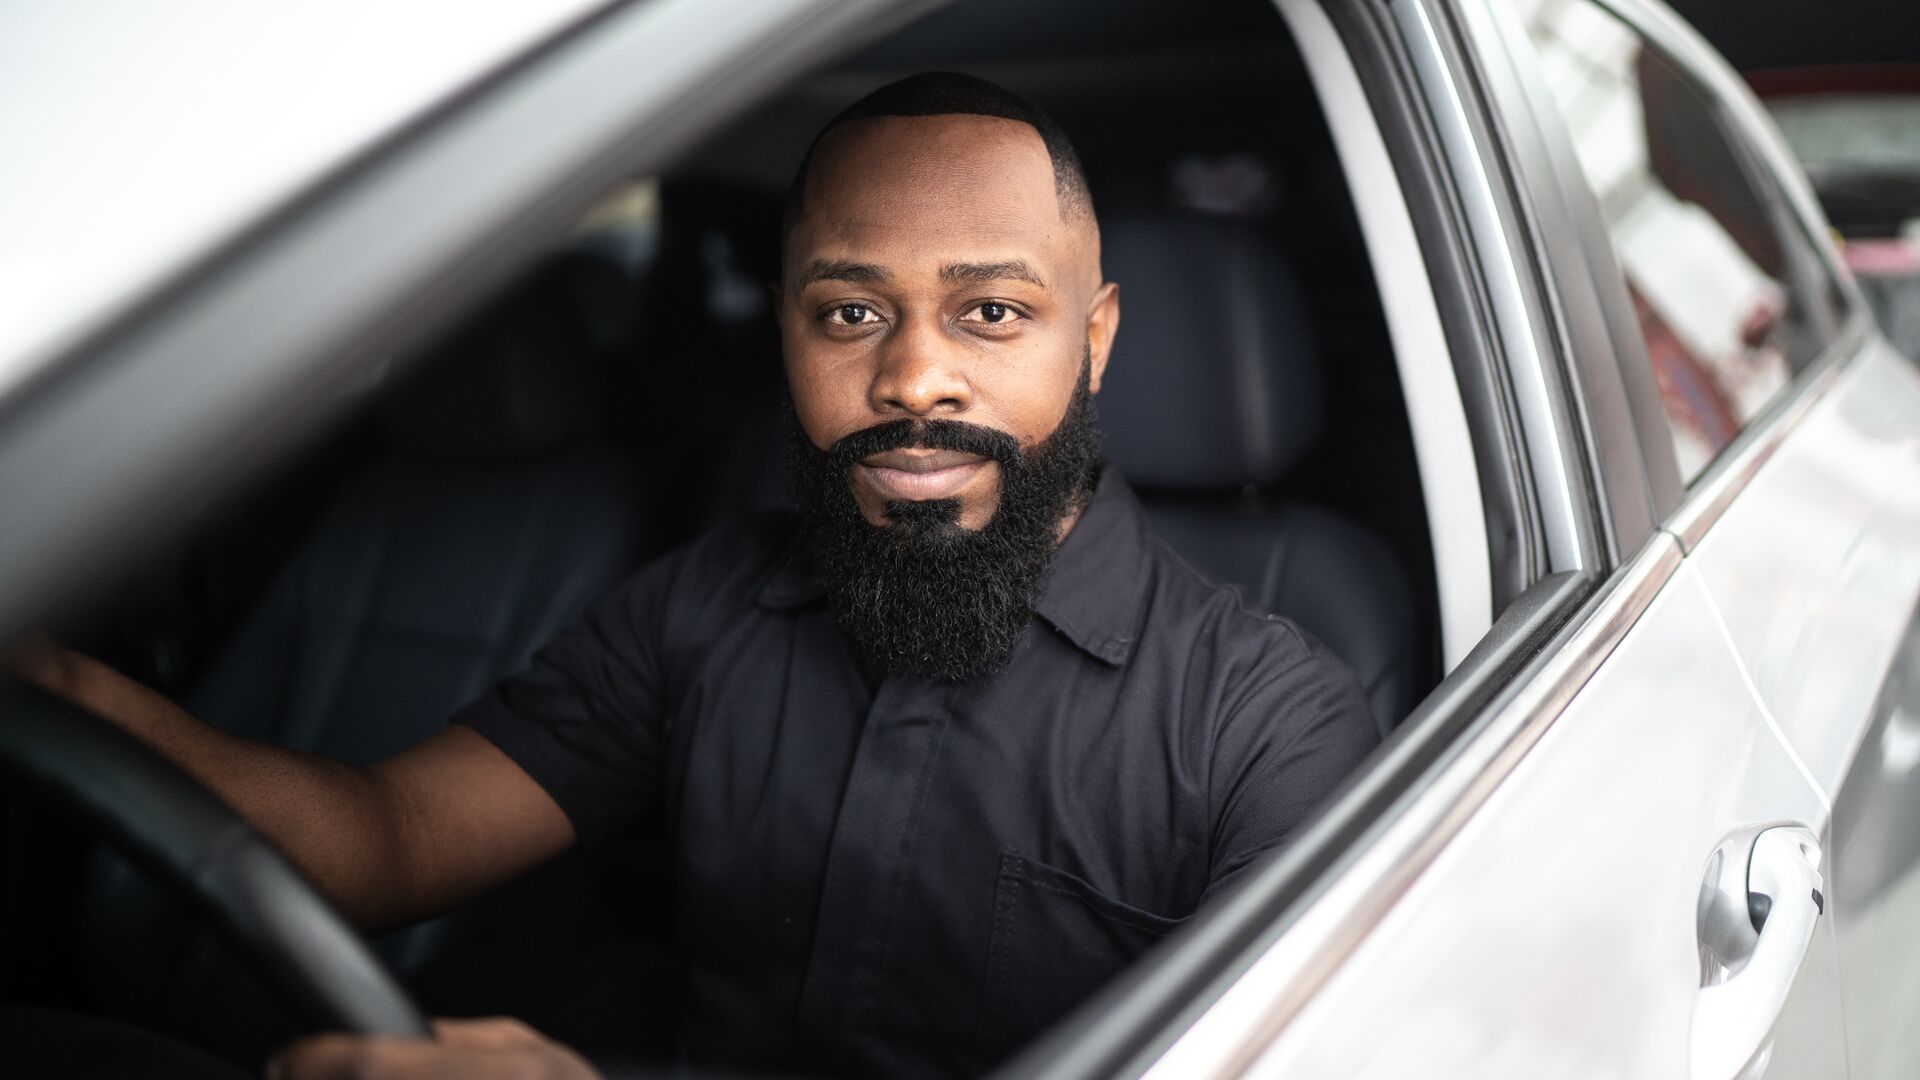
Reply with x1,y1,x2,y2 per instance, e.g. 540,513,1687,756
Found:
0,1,603,405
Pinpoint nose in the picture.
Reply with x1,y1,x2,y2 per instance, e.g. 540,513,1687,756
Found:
869,314,972,417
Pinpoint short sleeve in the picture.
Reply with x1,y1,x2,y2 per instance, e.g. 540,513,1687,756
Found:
1202,623,1380,904
453,559,675,847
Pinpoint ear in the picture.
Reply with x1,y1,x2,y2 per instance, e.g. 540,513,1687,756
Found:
1085,281,1120,395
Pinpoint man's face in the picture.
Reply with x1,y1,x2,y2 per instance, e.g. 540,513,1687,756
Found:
779,113,1119,531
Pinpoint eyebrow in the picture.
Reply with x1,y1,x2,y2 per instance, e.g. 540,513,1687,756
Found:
796,258,1049,290
799,258,890,287
941,260,1048,288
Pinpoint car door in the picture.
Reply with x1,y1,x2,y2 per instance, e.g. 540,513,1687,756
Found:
1513,0,1920,1075
1108,0,1889,1075
1607,8,1920,1079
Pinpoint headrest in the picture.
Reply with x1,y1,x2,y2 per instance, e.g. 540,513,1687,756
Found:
1096,215,1324,491
379,252,621,461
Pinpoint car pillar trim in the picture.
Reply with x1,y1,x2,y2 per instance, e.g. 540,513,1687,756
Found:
1276,0,1495,669
1379,0,1585,582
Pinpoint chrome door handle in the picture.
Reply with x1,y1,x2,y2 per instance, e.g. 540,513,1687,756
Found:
1691,826,1824,1079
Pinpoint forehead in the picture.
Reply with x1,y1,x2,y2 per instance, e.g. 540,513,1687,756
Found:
790,114,1078,276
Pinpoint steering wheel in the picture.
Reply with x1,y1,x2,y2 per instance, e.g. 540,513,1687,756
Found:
0,681,431,1040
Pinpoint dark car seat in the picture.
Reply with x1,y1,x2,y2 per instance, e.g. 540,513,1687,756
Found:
1097,215,1419,731
75,253,660,1066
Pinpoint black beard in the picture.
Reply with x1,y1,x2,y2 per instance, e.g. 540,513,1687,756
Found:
785,361,1102,683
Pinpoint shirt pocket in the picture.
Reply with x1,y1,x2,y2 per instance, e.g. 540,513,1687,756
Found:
974,852,1188,1067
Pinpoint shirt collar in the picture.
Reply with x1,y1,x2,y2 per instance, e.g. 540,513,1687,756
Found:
755,466,1151,666
1028,467,1149,665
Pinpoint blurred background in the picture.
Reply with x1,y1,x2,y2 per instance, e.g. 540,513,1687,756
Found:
1675,0,1920,357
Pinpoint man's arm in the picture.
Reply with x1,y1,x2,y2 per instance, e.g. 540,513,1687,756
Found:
12,643,576,932
1201,623,1380,906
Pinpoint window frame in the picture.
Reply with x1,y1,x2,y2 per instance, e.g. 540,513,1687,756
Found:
1453,0,1685,555
1379,0,1627,601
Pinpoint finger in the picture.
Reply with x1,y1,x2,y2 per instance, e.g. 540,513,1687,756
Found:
431,1018,601,1077
431,1022,602,1080
266,1037,591,1076
270,1033,374,1080
270,1034,466,1080
430,1016,544,1051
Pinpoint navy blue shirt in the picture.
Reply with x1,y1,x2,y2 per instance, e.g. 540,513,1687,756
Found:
457,469,1378,1077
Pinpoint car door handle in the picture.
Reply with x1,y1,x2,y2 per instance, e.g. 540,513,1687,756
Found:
1691,826,1824,1079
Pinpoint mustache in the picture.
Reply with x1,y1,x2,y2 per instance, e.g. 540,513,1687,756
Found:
824,418,1024,473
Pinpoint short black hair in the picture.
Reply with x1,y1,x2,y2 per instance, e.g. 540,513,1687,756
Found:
782,72,1093,242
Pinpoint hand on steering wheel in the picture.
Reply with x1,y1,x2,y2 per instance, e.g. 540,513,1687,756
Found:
271,1018,601,1080
0,680,607,1080
0,681,429,1038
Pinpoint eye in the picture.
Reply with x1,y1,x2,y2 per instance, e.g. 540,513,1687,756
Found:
963,301,1022,325
826,303,876,326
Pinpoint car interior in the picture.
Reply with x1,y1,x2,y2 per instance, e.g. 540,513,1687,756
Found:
0,0,1445,1074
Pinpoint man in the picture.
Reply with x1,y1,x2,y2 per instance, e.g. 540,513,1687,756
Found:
20,74,1378,1078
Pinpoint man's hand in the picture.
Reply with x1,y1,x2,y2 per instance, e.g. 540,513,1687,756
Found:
269,1018,601,1080
4,631,575,930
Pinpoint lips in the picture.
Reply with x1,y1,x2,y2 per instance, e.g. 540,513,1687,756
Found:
858,448,991,501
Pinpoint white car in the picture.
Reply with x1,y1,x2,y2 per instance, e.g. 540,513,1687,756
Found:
1,0,1915,1077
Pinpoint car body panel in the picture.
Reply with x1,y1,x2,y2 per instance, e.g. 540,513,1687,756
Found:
1683,326,1920,1080
1687,337,1920,800
1829,607,1920,1079
1233,562,1839,1078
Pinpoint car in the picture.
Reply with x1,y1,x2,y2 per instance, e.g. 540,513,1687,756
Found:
2,0,1917,1077
1759,69,1920,361
1669,0,1920,360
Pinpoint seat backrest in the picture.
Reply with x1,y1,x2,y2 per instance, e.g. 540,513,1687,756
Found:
1098,215,1418,731
77,253,657,1066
